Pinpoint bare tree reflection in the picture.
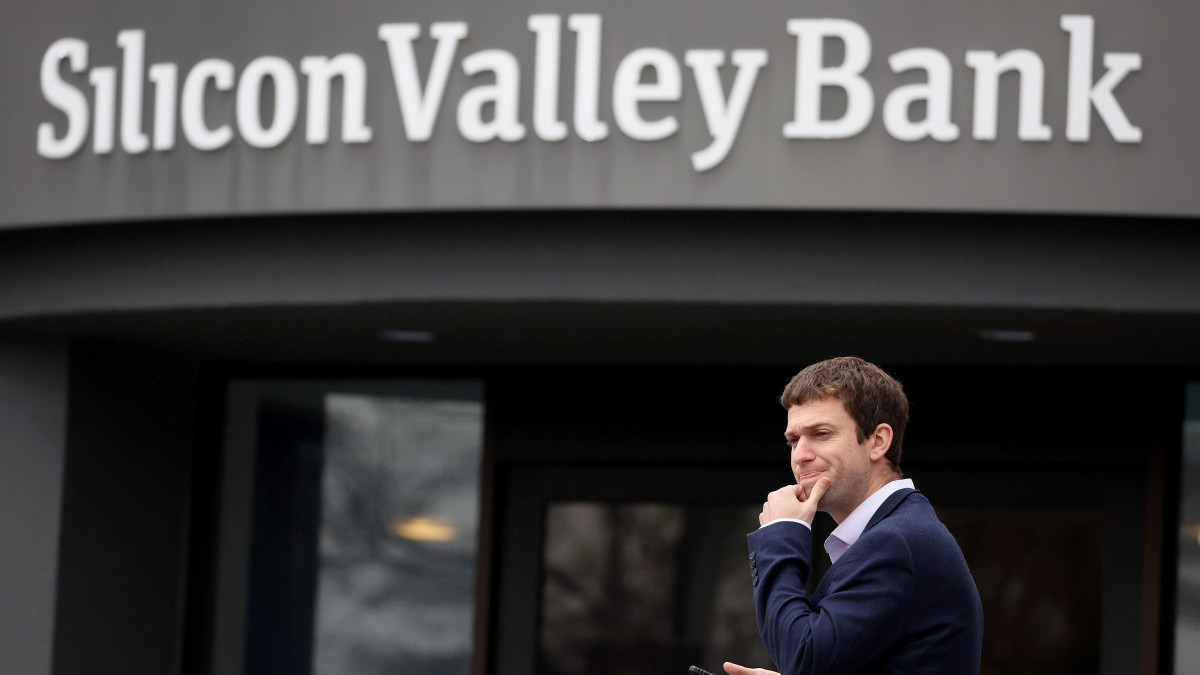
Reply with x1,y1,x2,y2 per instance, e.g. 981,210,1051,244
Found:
313,394,483,675
540,503,771,675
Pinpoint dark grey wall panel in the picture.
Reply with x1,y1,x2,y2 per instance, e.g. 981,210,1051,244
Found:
0,342,69,675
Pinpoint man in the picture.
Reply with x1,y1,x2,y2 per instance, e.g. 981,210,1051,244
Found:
725,357,983,675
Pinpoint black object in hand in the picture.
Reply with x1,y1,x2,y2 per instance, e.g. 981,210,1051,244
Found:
689,667,718,675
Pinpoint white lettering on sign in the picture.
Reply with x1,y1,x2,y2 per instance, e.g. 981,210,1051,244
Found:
35,14,1144,170
784,19,874,140
237,57,299,148
89,65,116,154
613,48,682,141
180,58,234,150
37,38,89,158
883,48,959,142
117,30,150,154
299,54,373,144
965,49,1051,142
568,14,607,142
378,22,465,142
148,62,178,150
686,49,769,171
458,49,526,143
1061,15,1142,143
528,14,569,142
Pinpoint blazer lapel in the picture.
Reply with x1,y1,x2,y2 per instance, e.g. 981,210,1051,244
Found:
814,488,918,596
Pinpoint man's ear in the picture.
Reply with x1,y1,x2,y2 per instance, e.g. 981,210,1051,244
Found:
868,423,893,462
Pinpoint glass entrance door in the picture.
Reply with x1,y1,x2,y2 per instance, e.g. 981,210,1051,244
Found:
208,379,485,675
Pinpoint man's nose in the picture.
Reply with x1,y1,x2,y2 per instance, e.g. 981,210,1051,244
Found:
792,439,815,464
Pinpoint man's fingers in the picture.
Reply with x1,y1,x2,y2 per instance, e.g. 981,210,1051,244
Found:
807,476,832,503
794,482,810,501
770,486,803,504
723,663,778,675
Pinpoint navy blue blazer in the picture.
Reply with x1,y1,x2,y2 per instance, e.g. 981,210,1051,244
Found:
747,489,983,675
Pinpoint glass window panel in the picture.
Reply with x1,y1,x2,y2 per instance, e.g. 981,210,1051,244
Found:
314,393,484,675
938,508,1104,675
1177,384,1200,674
214,380,483,675
539,502,771,675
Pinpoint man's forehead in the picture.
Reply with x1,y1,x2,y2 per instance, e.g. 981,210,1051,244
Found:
785,397,852,426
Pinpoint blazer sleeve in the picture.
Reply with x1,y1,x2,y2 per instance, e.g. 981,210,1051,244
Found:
747,522,915,675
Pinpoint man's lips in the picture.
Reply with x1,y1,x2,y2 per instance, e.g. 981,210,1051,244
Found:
796,471,824,481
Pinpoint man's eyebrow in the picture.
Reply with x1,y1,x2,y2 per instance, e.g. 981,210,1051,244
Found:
784,421,832,438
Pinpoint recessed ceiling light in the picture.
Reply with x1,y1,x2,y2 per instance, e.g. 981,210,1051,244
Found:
381,329,435,343
979,329,1035,343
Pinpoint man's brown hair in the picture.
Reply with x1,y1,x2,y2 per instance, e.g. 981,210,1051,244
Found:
779,356,909,470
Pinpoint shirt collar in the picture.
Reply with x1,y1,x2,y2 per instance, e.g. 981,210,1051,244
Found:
824,478,915,564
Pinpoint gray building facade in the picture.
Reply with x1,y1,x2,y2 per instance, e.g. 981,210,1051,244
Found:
2,1,1198,674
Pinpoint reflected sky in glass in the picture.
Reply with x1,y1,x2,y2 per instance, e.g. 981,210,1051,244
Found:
313,392,483,675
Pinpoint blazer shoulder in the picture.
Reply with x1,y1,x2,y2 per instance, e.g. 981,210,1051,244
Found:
864,487,924,532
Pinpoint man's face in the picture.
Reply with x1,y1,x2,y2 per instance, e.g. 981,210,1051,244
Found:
784,397,874,521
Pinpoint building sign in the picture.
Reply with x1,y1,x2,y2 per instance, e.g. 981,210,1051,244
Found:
0,0,1195,226
37,16,1142,168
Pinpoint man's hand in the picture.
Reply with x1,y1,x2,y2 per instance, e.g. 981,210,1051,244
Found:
723,662,780,675
758,477,830,526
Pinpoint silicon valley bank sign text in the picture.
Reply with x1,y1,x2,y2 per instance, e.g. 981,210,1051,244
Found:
37,14,1142,172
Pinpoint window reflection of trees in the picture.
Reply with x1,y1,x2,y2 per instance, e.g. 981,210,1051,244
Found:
313,394,483,675
542,505,683,675
540,503,770,675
